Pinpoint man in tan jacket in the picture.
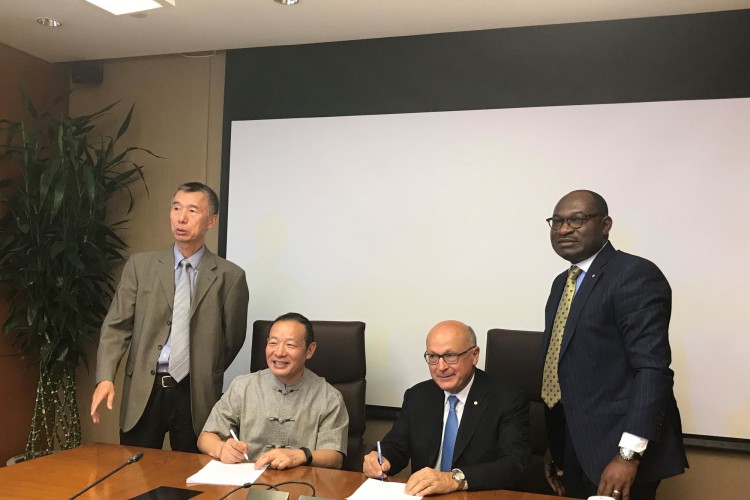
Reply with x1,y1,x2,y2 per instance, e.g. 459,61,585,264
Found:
91,182,249,452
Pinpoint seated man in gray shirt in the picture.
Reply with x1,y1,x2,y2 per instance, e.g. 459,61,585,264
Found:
198,312,349,469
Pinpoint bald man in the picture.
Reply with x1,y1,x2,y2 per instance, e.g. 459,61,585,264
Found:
364,320,531,495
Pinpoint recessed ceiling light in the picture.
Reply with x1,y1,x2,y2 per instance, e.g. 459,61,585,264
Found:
36,17,62,28
274,0,300,5
84,0,175,16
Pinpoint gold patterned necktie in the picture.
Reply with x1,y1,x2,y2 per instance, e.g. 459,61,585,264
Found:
541,265,582,408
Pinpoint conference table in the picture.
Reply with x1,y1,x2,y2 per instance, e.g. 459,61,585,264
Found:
0,443,575,499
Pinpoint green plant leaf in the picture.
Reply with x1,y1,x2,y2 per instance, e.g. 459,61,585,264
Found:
0,93,151,386
116,104,134,141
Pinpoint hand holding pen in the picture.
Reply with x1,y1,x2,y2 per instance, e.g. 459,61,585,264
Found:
362,442,391,480
229,428,250,462
377,441,385,481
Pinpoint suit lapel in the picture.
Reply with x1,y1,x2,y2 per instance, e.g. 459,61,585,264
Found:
192,249,217,318
453,370,489,463
425,383,447,466
559,242,616,357
157,247,175,310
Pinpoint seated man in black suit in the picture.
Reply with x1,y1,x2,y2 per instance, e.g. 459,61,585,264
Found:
363,320,531,495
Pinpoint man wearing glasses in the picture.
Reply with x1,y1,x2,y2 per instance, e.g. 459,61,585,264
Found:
363,320,531,495
542,190,687,500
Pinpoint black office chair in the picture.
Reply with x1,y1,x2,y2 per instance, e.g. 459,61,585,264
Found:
250,320,367,472
485,328,552,494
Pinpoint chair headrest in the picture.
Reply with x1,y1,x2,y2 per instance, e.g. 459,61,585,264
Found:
251,320,366,382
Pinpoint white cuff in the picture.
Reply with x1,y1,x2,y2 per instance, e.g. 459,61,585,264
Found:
619,432,648,454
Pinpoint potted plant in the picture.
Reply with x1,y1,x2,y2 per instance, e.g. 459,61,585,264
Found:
0,92,153,460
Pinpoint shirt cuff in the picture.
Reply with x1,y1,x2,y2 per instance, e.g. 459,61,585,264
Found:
619,432,648,454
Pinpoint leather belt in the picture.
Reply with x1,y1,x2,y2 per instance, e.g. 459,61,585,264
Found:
156,374,186,388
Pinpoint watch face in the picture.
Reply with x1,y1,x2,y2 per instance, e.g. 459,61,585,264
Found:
451,469,465,481
620,447,634,460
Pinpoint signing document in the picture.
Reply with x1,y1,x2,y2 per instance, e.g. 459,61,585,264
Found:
186,460,267,486
347,478,422,499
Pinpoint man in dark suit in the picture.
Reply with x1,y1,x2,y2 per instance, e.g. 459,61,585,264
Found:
90,182,249,452
542,190,687,500
363,320,531,495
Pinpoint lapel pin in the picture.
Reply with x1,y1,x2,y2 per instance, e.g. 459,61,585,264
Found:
473,401,478,405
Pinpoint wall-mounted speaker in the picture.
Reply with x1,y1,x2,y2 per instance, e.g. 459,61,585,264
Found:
71,61,103,85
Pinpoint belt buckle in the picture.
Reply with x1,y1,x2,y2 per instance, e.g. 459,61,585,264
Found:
160,375,175,388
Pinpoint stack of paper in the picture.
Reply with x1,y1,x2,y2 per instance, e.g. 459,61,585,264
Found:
186,460,267,486
347,478,421,500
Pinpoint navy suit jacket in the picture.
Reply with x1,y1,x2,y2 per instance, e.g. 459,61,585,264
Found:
544,241,687,484
379,369,532,491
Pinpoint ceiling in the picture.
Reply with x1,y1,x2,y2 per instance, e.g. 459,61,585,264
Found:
2,0,750,63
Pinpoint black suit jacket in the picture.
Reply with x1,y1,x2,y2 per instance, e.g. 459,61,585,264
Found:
379,369,532,491
544,242,688,484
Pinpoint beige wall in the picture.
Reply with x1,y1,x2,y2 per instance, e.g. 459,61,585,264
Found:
64,49,750,499
70,51,226,446
658,448,747,499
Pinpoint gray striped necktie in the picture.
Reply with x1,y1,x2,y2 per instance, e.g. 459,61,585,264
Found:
169,259,192,382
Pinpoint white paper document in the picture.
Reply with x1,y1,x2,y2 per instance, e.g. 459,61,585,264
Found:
186,460,267,486
347,478,422,500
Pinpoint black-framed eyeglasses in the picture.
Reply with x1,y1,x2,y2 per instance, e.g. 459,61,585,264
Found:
546,213,600,230
424,346,477,365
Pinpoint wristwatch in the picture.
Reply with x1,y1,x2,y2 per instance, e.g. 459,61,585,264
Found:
300,447,313,465
619,446,642,462
451,468,468,491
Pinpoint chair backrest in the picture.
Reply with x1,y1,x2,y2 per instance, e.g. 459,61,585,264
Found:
485,328,551,494
250,320,366,471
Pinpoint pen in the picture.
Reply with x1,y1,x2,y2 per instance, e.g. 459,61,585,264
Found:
376,440,385,481
229,428,250,462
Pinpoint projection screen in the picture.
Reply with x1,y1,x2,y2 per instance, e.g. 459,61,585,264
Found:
224,97,750,441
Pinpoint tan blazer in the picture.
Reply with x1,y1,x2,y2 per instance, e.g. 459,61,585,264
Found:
96,246,249,436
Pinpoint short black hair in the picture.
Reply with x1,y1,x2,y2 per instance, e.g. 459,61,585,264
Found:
581,190,609,217
271,312,315,346
176,182,219,216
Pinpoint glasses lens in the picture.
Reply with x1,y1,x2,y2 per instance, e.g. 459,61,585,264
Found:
424,353,438,364
442,354,459,364
568,217,585,228
548,215,597,229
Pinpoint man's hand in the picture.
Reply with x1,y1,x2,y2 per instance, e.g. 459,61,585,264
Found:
404,467,459,496
544,458,566,496
255,448,306,470
218,438,249,464
197,431,248,463
90,381,115,423
363,450,391,479
597,454,638,500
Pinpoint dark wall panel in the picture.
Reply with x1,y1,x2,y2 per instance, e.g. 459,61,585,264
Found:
224,9,750,121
